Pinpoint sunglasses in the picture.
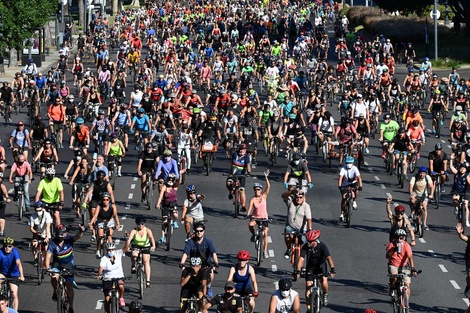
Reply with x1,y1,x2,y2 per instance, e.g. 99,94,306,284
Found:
296,196,304,198
102,198,110,201
138,222,145,225
188,191,196,194
399,236,405,240
5,245,12,248
195,229,204,233
397,212,404,216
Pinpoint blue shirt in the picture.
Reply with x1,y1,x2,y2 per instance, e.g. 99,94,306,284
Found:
47,235,75,265
35,76,47,89
155,159,179,180
93,165,109,181
231,151,250,175
133,114,150,131
155,79,167,89
0,247,21,277
183,237,216,266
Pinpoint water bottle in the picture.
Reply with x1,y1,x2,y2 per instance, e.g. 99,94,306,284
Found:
397,242,402,254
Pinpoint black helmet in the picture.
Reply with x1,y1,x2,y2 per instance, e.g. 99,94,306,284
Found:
292,153,300,161
383,113,391,120
129,300,143,313
278,277,292,291
398,127,406,134
193,222,206,231
435,143,443,150
96,170,106,177
54,224,67,238
135,216,146,225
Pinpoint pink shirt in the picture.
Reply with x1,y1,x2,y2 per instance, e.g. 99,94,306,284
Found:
11,161,32,177
386,240,412,267
252,196,268,219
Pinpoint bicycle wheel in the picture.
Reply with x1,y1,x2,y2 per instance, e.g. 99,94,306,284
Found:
346,197,352,228
18,194,24,220
388,153,394,175
206,154,211,176
180,158,186,184
110,293,118,313
391,297,400,313
322,142,328,162
263,136,269,156
56,289,63,313
110,165,117,190
435,117,441,138
397,162,403,188
166,221,172,251
291,247,300,280
137,265,145,299
147,183,153,211
311,289,321,313
37,250,43,285
408,154,417,173
255,233,262,266
402,291,409,313
435,178,441,209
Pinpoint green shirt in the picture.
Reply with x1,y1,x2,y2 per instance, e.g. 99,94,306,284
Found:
380,120,400,141
260,110,273,123
38,177,63,203
272,46,281,56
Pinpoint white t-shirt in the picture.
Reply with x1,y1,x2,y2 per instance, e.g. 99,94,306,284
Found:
340,166,361,186
223,115,238,134
100,249,125,279
183,198,204,220
28,211,53,238
352,101,368,118
273,289,299,313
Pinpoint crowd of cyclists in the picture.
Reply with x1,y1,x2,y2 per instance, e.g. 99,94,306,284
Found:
1,0,470,311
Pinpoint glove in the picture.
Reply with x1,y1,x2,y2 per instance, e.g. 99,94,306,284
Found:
129,129,135,134
59,201,64,206
189,268,196,276
245,215,252,220
358,186,363,191
411,267,417,274
330,267,336,274
308,182,313,189
213,262,219,268
179,263,184,269
431,171,437,175
252,292,259,298
283,182,289,188
338,186,342,190
85,145,89,149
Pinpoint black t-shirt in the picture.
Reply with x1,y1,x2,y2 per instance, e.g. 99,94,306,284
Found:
428,151,448,170
286,161,308,179
139,150,158,170
180,267,208,297
31,122,47,140
451,124,468,142
92,181,109,201
301,241,330,267
392,135,410,152
209,294,242,313
0,87,13,102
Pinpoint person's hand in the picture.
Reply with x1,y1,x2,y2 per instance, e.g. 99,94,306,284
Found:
6,198,10,203
308,182,313,189
252,291,259,298
245,215,251,220
283,182,288,188
137,170,142,176
189,268,196,276
116,224,121,231
431,171,437,175
329,267,336,278
410,239,416,247
386,196,392,204
18,276,25,281
358,186,363,191
69,181,73,186
8,179,12,184
338,186,342,190
456,223,464,234
428,194,433,200
150,246,155,252
69,145,73,149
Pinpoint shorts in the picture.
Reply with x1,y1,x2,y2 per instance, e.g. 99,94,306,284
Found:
288,178,307,193
74,141,87,148
305,263,328,281
0,203,6,219
411,192,428,203
393,150,408,156
162,202,178,216
73,72,83,80
388,265,411,284
130,246,151,254
102,279,124,295
284,225,306,243
135,130,150,139
97,219,116,229
250,219,269,228
227,175,245,190
51,262,75,281
95,132,109,142
117,125,130,134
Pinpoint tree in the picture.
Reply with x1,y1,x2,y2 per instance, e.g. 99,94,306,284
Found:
448,0,470,34
0,0,55,66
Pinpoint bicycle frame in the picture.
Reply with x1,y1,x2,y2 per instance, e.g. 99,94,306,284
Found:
309,274,326,313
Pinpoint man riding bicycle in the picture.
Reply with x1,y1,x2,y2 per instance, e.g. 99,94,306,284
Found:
283,153,313,194
35,168,64,227
338,156,363,221
409,166,434,231
226,144,251,212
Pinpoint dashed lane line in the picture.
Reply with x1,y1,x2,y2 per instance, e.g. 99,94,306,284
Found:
380,184,386,189
364,162,369,166
125,204,130,210
386,192,393,199
118,225,123,231
130,184,136,189
441,140,446,143
128,193,133,199
269,250,274,258
121,214,127,220
368,167,374,172
374,176,380,181
464,298,469,306
439,264,448,273
272,265,277,272
451,280,461,290
133,177,138,181
7,189,13,194
95,300,104,310
268,236,272,243
428,250,436,257
419,238,426,244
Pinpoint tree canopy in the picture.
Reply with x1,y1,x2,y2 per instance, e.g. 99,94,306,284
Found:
0,0,56,51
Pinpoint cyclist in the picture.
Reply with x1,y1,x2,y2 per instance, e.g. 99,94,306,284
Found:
283,153,313,195
32,138,59,178
338,156,363,221
156,173,179,244
0,173,10,236
68,156,94,217
47,98,66,148
88,192,120,258
34,168,64,227
70,117,90,155
407,120,425,159
379,113,399,158
409,166,434,231
111,103,132,151
428,143,448,193
89,110,112,154
335,117,357,166
456,223,470,299
0,237,25,311
8,154,32,211
227,143,251,211
385,199,415,245
96,241,130,310
29,203,52,265
181,185,206,242
226,250,259,313
386,229,418,301
387,127,412,175
126,216,156,288
130,108,151,149
449,156,470,227
105,132,125,177
180,257,208,312
9,122,31,161
129,300,144,313
203,281,243,313
268,277,300,313
180,222,219,297
282,189,312,259
296,230,336,309
137,142,159,203
155,149,179,189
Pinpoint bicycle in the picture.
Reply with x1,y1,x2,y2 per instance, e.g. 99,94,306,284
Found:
202,139,217,176
31,237,47,285
95,132,105,156
13,176,28,220
253,218,270,266
383,141,394,175
72,183,89,226
411,194,426,238
407,140,420,173
396,152,407,189
98,223,115,259
239,294,252,313
230,174,245,218
144,171,155,211
178,146,189,183
47,268,73,313
431,173,442,209
342,185,356,228
102,277,125,313
351,136,365,170
285,230,303,281
180,296,199,313
456,193,467,233
107,156,119,190
134,248,146,299
270,137,281,165
431,110,444,138
307,273,330,313
389,270,421,313
159,205,178,251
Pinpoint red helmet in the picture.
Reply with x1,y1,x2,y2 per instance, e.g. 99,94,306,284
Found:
237,250,250,261
364,309,377,313
306,230,321,242
395,205,406,214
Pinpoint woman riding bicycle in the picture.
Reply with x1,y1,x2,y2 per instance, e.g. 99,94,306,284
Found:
180,185,206,242
156,173,179,244
69,155,94,217
105,132,125,177
126,216,156,288
227,250,259,313
32,138,58,178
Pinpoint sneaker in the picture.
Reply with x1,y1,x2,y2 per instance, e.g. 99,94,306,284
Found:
91,235,96,242
158,236,166,244
389,287,396,297
13,196,18,201
323,293,328,306
454,207,459,215
241,206,247,212
119,297,125,307
95,250,101,259
365,147,369,154
52,292,57,301
0,231,4,237
339,213,344,222
117,171,122,177
25,206,30,212
381,152,386,158
173,221,179,229
131,266,136,274
440,120,444,126
228,194,233,200
264,251,269,259
393,169,397,175
417,153,420,159
134,145,138,150
207,285,213,297
466,221,470,228
146,281,151,289
424,224,429,230
60,143,64,149
185,236,191,242
352,201,357,210
432,129,436,134
284,249,290,259
440,186,445,193
464,286,470,298
141,195,146,203
250,234,255,242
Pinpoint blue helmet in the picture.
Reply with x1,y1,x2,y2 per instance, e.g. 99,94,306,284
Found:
186,185,196,192
418,166,427,173
424,57,429,61
345,156,354,164
29,58,34,63
408,68,414,73
76,117,85,125
137,108,145,113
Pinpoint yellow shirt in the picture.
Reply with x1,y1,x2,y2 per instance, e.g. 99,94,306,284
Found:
128,52,139,63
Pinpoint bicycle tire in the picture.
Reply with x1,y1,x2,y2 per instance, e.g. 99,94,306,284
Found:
81,205,87,229
397,161,403,188
311,288,321,313
388,153,394,175
18,193,24,220
322,142,328,162
291,247,300,280
110,165,117,190
435,117,441,138
234,188,239,218
256,233,262,266
110,292,118,313
137,265,145,299
402,291,409,313
346,197,352,228
194,145,199,164
206,154,211,176
56,288,63,313
166,222,172,251
147,184,153,211
408,154,417,173
435,177,441,209
391,297,399,313
37,250,43,285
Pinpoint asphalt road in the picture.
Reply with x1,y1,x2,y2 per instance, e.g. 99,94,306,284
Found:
4,28,470,313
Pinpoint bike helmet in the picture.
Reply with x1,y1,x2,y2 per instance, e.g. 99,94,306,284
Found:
35,201,42,208
105,242,116,250
100,192,111,200
3,237,14,245
55,225,67,238
137,108,145,114
292,153,300,161
253,183,263,190
306,229,321,242
168,173,176,180
45,167,56,175
408,68,414,73
98,110,105,115
418,166,427,173
193,222,205,231
76,117,85,125
110,132,118,139
278,277,292,291
210,115,217,122
238,143,247,150
190,257,202,266
398,127,406,134
456,105,463,111
345,156,354,164
135,216,146,225
96,170,106,178
193,108,201,114
163,149,172,156
145,142,153,148
68,95,75,100
424,57,429,61
383,113,391,120
435,143,443,150
237,250,250,261
364,309,377,313
29,58,34,63
394,229,406,237
289,113,296,119
395,205,406,214
186,185,196,192
129,300,143,313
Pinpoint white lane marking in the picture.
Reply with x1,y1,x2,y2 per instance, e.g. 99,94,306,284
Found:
125,204,130,210
274,282,279,290
7,189,13,194
364,162,369,166
121,214,127,220
450,280,461,289
393,202,399,207
130,184,136,190
374,176,380,181
428,250,436,257
95,300,104,309
441,140,446,143
419,238,426,244
380,184,386,189
268,236,272,243
368,167,374,172
133,177,138,181
272,265,277,272
269,250,274,258
115,239,120,245
438,264,448,273
386,192,393,198
463,298,469,306
118,225,123,231
447,145,452,149
128,193,133,199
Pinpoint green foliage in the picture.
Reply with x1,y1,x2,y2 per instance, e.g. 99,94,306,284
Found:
374,0,433,16
0,0,56,51
338,4,350,17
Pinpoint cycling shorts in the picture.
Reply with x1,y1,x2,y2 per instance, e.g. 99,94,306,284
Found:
388,265,410,284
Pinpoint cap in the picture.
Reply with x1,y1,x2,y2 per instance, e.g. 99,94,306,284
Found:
17,122,24,126
225,281,236,289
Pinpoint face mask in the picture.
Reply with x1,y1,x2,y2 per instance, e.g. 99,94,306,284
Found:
18,162,24,165
293,160,300,165
164,156,171,162
46,175,54,180
281,290,290,298
457,111,462,114
36,210,44,217
346,163,353,169
107,251,115,257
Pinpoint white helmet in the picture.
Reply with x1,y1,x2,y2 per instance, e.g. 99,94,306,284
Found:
45,168,56,175
105,242,116,250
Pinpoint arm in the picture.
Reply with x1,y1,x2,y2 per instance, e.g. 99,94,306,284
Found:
72,225,85,241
